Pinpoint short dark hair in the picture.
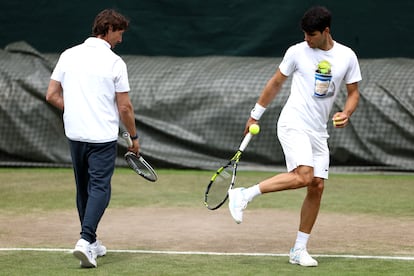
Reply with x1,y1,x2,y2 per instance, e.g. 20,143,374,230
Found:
301,6,331,33
92,9,129,36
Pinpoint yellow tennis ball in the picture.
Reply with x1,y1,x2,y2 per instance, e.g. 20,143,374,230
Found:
320,68,329,74
318,60,331,74
249,124,260,135
333,117,344,127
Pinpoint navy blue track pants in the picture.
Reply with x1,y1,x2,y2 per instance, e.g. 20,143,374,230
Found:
69,139,117,243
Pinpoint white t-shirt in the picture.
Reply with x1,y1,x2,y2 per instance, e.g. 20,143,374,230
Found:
51,37,130,143
278,41,362,133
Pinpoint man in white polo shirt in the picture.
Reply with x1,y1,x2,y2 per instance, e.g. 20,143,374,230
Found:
46,9,138,268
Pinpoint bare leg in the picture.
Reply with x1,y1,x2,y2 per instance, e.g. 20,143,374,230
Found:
299,177,324,233
259,165,314,193
256,165,324,234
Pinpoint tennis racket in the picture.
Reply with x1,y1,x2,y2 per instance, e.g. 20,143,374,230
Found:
204,132,254,210
122,132,158,182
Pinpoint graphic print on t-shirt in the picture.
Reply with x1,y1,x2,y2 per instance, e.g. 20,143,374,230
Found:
314,60,335,98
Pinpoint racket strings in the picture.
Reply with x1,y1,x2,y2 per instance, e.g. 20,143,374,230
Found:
125,152,158,181
215,167,232,182
205,136,252,210
126,156,143,171
205,164,236,210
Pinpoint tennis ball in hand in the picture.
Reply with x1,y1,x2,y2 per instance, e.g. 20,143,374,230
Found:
318,60,331,74
249,124,260,135
333,117,344,127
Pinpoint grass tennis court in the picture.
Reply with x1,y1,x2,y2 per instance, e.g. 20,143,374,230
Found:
0,168,413,275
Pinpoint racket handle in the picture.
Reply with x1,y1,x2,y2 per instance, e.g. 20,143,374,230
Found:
122,132,133,147
239,133,253,152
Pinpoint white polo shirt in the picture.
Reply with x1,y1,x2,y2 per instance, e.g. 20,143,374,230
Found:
278,41,362,133
51,37,130,143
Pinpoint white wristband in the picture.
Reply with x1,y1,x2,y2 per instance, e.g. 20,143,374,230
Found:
250,103,266,120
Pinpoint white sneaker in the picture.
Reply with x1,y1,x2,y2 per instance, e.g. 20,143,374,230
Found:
90,240,107,257
228,188,248,224
289,247,318,267
73,239,97,268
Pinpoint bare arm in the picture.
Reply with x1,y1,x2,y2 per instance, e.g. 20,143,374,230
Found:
332,82,360,128
245,69,288,132
256,69,288,108
116,92,139,154
45,79,64,110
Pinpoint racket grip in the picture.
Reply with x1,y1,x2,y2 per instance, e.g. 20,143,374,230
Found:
122,132,133,147
239,133,253,152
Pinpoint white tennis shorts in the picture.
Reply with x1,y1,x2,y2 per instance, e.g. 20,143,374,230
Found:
277,125,330,179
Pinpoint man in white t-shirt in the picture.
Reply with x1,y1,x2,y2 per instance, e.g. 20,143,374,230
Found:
228,6,361,267
46,9,139,268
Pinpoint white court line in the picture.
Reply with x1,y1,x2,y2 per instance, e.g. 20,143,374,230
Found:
1,248,413,261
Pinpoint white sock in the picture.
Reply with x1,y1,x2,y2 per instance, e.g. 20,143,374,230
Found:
242,184,261,202
294,231,310,250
